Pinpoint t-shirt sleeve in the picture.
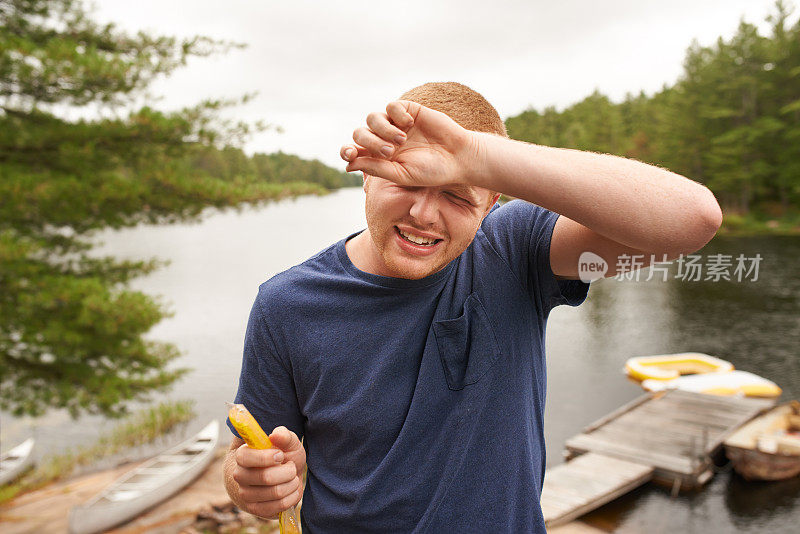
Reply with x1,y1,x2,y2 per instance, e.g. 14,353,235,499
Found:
481,200,590,315
226,288,304,442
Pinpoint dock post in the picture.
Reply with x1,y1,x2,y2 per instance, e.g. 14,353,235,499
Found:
670,476,681,498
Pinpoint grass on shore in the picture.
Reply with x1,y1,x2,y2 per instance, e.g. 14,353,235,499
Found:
717,211,800,236
0,399,196,505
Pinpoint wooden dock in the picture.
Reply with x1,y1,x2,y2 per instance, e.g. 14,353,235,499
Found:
542,390,775,527
541,452,653,526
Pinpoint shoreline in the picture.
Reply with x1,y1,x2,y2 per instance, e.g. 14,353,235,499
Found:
0,446,237,534
0,447,607,533
717,213,800,236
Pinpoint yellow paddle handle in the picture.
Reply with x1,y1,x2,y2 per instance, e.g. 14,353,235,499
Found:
228,403,274,450
227,402,301,534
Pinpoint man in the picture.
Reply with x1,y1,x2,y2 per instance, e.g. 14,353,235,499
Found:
223,82,722,532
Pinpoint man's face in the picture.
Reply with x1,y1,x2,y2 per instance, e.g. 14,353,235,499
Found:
361,175,497,279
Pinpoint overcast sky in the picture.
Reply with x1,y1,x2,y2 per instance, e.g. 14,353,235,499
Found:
92,0,792,170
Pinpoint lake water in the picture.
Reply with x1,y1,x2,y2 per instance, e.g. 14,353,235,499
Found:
2,187,798,532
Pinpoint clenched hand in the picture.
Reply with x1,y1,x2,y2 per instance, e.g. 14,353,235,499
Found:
340,100,480,188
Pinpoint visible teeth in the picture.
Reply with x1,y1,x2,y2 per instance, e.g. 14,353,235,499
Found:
399,229,437,245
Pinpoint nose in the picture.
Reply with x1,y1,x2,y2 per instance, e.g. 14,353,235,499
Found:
408,189,440,226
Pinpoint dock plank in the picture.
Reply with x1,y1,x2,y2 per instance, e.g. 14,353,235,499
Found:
542,453,653,527
566,433,694,474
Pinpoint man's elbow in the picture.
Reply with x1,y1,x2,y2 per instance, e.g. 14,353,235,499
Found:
683,187,723,254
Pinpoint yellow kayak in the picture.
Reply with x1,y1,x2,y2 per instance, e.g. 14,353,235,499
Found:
642,370,782,398
624,352,734,381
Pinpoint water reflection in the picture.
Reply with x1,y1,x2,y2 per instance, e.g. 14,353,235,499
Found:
725,473,800,527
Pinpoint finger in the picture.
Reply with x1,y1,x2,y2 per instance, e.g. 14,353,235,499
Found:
353,127,396,159
236,444,285,468
248,487,302,519
238,475,300,504
387,101,415,130
233,462,296,487
366,111,407,146
268,426,304,456
346,156,409,184
340,144,370,162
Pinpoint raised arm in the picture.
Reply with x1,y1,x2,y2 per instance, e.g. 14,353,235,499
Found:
341,100,722,279
467,134,722,278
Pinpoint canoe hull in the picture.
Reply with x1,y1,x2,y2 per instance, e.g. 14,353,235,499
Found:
0,438,35,486
723,402,800,481
68,454,213,533
724,444,800,481
68,420,219,534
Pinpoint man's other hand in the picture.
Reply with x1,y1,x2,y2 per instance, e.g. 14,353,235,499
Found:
229,426,306,519
340,100,478,188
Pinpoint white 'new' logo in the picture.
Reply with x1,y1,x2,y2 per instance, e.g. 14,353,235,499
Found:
577,251,608,283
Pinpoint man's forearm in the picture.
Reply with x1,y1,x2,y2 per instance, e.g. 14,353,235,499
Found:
467,133,722,256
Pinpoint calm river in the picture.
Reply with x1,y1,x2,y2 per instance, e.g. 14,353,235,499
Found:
2,187,798,532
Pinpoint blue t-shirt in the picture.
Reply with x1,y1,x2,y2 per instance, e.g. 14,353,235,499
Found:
228,200,590,533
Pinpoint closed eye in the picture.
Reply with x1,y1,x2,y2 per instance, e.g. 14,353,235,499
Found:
445,191,473,206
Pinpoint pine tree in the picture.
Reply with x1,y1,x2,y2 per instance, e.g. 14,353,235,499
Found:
766,1,800,213
0,0,331,417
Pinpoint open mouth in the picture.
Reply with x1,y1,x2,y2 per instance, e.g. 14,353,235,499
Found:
395,226,442,247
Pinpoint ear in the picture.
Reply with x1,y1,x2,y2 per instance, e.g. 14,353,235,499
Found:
483,192,501,217
362,172,369,192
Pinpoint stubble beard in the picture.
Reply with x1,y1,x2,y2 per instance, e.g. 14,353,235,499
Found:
364,206,452,281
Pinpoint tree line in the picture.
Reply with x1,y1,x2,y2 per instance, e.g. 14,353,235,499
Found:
187,145,361,190
506,1,800,217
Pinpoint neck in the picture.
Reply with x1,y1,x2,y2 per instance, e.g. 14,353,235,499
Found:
345,229,385,276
